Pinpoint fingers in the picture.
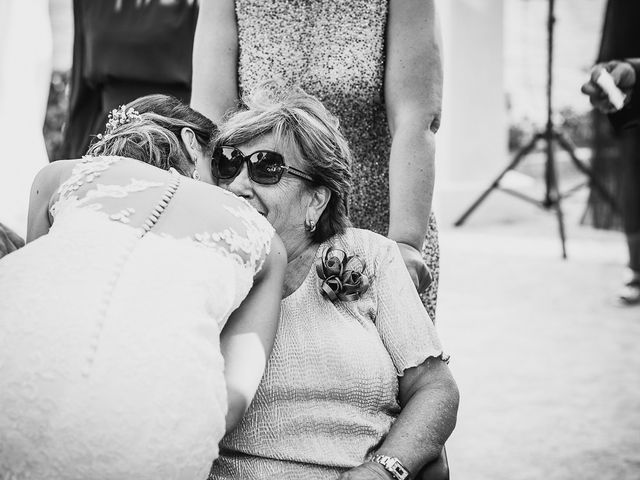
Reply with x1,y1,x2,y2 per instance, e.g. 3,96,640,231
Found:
407,260,432,293
0,223,25,258
580,81,599,96
4,227,24,248
396,242,431,292
609,61,636,91
418,266,433,293
582,62,631,113
589,63,607,84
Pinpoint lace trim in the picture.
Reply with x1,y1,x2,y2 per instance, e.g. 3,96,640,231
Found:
51,156,120,217
223,204,274,274
50,156,273,274
110,208,136,224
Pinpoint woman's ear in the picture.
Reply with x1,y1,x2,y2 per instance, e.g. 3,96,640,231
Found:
306,185,332,223
180,127,200,160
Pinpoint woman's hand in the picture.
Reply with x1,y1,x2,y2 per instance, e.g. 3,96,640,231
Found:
581,61,636,113
396,242,432,293
338,461,394,480
0,222,24,259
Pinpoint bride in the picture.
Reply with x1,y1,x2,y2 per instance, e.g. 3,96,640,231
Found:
0,97,286,480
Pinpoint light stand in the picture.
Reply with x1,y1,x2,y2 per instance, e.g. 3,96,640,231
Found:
453,0,618,259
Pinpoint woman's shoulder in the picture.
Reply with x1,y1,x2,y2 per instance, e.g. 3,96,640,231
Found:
33,158,86,204
35,158,84,184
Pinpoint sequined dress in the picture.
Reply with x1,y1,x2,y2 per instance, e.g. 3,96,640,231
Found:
0,157,274,480
235,0,439,319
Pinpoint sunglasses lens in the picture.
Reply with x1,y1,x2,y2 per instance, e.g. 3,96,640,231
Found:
250,151,285,185
212,147,242,179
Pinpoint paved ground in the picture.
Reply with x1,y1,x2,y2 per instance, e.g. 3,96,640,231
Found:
436,200,640,480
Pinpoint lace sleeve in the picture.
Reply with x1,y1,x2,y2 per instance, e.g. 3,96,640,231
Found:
49,156,130,218
193,191,275,277
373,240,447,375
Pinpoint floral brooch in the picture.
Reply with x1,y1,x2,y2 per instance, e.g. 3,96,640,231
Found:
316,247,370,302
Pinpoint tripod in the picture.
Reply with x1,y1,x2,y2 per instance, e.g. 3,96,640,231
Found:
453,0,619,259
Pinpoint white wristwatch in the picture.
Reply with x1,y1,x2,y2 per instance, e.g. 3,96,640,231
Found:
369,454,411,480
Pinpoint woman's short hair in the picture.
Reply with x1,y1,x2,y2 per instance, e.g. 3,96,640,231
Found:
217,82,353,242
87,94,217,176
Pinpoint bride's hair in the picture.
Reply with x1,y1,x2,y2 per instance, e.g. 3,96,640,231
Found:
86,95,216,176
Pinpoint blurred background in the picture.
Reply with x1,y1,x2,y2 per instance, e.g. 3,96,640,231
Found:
43,0,619,227
4,0,640,478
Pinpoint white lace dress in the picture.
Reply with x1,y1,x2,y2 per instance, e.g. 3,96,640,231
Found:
0,157,274,480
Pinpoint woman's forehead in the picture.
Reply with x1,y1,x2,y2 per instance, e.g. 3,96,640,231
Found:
240,132,299,160
240,132,277,150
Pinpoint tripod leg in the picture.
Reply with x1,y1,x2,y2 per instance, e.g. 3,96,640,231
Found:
551,185,568,259
554,130,619,211
545,138,568,259
454,134,542,226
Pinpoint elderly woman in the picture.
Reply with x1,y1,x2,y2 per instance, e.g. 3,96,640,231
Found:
208,85,459,480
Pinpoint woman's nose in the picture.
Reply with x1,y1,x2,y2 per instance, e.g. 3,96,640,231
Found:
223,162,253,197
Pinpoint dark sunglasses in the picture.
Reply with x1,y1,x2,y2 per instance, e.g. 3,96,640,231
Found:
211,146,314,185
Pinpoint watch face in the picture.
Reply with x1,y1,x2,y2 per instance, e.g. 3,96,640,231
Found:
372,456,410,480
389,460,409,480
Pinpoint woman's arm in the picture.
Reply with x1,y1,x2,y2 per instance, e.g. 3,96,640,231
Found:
338,358,458,480
190,0,239,123
377,358,459,471
219,234,286,432
385,0,442,286
338,237,458,480
26,160,75,242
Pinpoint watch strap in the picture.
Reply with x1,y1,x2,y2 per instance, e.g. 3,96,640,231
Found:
369,454,411,480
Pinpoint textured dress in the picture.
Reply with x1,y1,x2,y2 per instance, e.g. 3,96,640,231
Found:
0,157,274,480
234,0,440,320
210,228,446,479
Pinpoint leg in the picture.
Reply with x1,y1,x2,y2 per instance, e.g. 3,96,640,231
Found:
544,136,568,258
617,126,640,304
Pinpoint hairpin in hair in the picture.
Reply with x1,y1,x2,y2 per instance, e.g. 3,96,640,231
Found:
96,105,141,139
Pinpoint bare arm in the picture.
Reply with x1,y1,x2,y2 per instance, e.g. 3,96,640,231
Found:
385,0,442,250
26,160,76,242
339,357,459,480
190,0,239,123
339,240,458,480
219,234,286,432
375,357,458,471
385,0,442,288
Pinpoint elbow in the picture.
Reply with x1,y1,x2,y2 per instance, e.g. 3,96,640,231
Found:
440,375,460,442
389,108,442,139
447,376,460,426
427,370,461,442
427,112,441,134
